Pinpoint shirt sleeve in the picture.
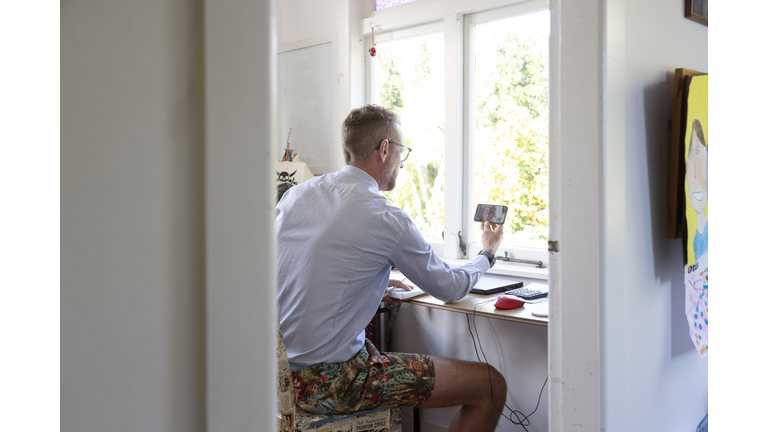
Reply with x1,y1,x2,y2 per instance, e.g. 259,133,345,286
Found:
389,219,490,303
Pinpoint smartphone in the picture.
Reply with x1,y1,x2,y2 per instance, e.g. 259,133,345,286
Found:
473,204,508,224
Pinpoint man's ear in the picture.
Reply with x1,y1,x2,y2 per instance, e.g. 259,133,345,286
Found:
377,139,389,162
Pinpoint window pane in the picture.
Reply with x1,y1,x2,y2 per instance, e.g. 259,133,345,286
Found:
375,33,445,241
472,11,549,249
374,0,418,10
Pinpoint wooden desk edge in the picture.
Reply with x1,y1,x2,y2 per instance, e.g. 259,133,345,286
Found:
403,295,548,327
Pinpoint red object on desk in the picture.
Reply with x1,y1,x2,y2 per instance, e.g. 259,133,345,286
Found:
494,295,525,310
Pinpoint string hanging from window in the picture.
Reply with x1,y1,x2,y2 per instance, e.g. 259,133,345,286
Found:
369,26,377,57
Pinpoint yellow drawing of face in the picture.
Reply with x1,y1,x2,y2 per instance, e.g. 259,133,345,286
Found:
686,125,708,214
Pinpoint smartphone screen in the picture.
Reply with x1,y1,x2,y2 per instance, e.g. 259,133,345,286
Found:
473,204,508,224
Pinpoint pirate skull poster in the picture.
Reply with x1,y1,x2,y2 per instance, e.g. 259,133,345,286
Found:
683,74,708,357
276,160,314,186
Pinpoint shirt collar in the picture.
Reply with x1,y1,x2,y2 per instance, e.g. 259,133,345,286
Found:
341,165,379,191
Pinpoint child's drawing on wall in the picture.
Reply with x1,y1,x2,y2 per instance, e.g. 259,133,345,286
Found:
682,74,708,357
686,119,708,262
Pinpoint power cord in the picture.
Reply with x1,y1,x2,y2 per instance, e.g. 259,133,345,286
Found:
466,298,548,431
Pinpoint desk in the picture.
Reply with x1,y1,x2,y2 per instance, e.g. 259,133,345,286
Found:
386,280,550,432
389,269,549,327
404,292,548,327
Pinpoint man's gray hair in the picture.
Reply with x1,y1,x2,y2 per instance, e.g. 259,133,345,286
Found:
341,105,401,164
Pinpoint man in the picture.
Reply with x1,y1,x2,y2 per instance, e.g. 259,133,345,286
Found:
482,204,497,222
276,105,506,431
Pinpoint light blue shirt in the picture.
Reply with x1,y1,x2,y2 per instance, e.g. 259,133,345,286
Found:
276,165,490,365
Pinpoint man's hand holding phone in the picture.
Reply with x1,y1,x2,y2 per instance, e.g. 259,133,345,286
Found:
474,203,505,255
473,203,508,224
481,220,504,255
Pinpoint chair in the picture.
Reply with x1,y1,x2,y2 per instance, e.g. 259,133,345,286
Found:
276,321,402,432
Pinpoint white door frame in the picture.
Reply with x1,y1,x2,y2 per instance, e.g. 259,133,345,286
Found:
547,0,603,430
204,0,278,430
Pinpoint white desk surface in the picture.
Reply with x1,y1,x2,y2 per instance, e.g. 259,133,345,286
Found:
404,292,548,327
391,270,548,327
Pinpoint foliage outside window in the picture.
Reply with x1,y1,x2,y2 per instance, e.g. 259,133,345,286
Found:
472,11,549,249
376,33,445,241
373,10,549,251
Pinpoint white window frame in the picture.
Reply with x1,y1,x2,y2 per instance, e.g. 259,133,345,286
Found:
363,0,550,278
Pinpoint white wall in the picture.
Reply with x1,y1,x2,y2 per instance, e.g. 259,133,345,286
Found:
602,0,708,430
277,0,339,45
61,0,278,431
61,1,205,430
277,0,367,172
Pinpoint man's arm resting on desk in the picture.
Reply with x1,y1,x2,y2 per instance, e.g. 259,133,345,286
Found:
382,278,413,306
391,221,504,303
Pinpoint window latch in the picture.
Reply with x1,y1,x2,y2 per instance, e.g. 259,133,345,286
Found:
443,231,467,257
496,251,544,268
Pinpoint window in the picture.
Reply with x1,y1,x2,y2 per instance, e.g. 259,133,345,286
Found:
466,8,550,257
374,0,418,11
370,24,445,242
367,1,550,267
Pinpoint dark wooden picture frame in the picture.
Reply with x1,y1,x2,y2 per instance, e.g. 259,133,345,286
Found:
667,68,705,239
685,0,708,26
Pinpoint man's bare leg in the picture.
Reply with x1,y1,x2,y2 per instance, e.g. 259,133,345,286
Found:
417,356,507,432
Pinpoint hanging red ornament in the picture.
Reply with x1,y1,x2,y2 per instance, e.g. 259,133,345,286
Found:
369,26,377,57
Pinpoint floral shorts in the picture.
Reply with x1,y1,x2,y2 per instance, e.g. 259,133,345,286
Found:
291,339,435,415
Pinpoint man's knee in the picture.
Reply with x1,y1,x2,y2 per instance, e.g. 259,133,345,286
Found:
487,365,507,406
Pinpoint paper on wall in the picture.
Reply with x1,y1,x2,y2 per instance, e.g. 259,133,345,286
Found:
682,74,708,357
276,159,314,186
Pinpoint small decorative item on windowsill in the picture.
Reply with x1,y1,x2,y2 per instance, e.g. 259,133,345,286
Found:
276,129,314,186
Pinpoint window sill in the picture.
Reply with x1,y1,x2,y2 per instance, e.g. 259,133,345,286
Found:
441,257,549,281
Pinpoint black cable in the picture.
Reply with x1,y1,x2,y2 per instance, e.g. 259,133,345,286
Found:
468,303,530,429
469,304,532,430
465,298,494,363
472,307,532,428
465,299,548,431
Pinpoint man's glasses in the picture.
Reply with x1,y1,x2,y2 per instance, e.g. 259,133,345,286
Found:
375,140,412,163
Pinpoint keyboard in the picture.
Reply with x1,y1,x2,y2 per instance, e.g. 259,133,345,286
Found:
505,287,548,300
